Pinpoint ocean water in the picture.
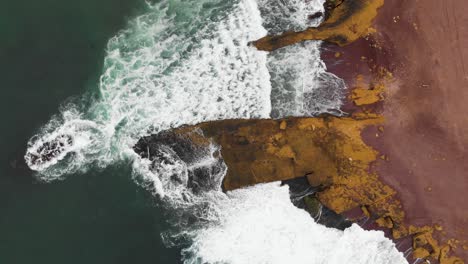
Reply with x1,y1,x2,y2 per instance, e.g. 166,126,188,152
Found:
0,0,181,263
5,0,406,263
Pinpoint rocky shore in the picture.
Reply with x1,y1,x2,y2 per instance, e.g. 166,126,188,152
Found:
134,0,467,263
317,0,468,262
254,0,467,262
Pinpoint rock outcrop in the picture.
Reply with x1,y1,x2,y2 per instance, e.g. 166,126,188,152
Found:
134,113,407,245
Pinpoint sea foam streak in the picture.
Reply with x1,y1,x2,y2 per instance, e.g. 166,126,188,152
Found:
25,0,407,263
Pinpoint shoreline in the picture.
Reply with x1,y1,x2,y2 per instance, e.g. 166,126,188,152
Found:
320,0,468,262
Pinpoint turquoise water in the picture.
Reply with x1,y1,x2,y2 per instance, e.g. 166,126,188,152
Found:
0,0,180,262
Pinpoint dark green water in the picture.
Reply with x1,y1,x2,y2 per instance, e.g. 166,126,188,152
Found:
0,0,180,262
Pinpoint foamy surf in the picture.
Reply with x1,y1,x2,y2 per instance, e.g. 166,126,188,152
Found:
258,0,346,118
26,0,271,179
24,0,407,263
268,41,346,118
183,182,407,264
133,134,407,264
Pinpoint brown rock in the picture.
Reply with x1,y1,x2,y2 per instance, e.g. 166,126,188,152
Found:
155,114,408,240
413,248,430,259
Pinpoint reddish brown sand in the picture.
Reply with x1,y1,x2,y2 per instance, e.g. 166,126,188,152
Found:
321,0,468,260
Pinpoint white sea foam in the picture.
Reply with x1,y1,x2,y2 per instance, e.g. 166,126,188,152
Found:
183,182,407,264
26,0,271,179
259,0,346,118
268,41,346,118
24,106,107,179
257,0,326,34
133,141,406,264
24,0,408,263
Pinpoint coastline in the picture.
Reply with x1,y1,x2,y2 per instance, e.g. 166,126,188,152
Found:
12,0,467,262
320,0,468,261
133,1,468,262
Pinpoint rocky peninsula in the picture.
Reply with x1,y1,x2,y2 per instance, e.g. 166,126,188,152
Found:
134,0,467,263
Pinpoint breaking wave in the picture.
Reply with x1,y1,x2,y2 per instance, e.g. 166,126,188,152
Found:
258,0,346,118
25,0,270,179
24,0,406,263
184,182,407,264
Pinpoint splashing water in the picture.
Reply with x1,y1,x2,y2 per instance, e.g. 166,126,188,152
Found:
257,0,346,118
24,0,407,263
258,0,326,34
25,0,345,178
132,130,407,264
268,41,346,118
183,182,407,264
26,0,271,180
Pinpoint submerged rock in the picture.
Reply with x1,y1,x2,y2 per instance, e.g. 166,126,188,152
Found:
25,134,73,169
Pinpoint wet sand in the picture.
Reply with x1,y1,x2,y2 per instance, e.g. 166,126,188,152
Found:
321,0,468,260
